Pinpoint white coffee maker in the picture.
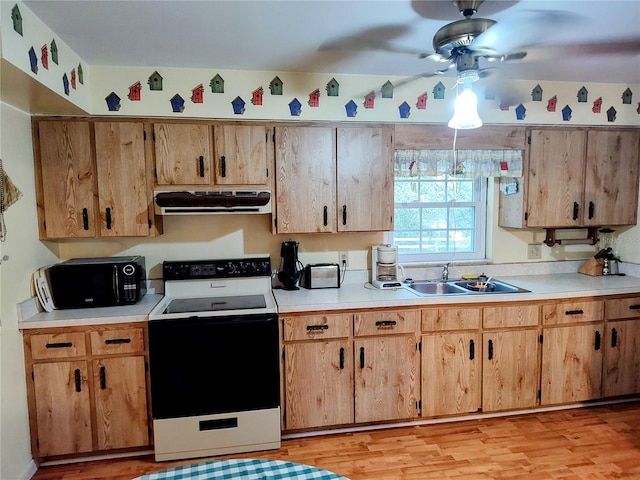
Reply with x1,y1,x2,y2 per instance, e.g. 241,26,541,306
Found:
371,244,404,289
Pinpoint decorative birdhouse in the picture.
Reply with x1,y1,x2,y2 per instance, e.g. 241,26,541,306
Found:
50,39,58,65
210,74,224,93
433,82,445,100
326,78,339,97
128,82,142,101
592,97,602,114
607,106,617,122
170,94,185,113
41,45,49,70
28,47,37,74
416,93,428,110
500,102,510,111
71,69,76,89
270,76,283,95
381,81,394,99
531,84,543,102
345,99,357,118
577,86,588,103
547,95,558,112
231,96,246,115
105,92,121,111
12,5,23,36
308,89,320,107
288,98,302,116
191,84,204,104
364,91,375,109
622,88,633,105
78,64,84,85
398,101,411,119
251,87,264,106
515,104,526,120
562,105,572,121
148,71,163,91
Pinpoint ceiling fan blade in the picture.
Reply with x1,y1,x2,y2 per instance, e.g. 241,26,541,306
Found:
523,38,640,60
484,51,527,62
319,35,444,61
358,64,455,98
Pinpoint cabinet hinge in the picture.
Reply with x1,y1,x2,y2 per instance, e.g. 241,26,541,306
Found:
416,400,421,411
272,130,276,143
417,341,421,352
266,168,269,178
537,389,541,400
527,135,531,145
32,370,34,381
148,219,152,229
274,217,277,229
143,130,147,141
282,350,285,361
153,168,157,179
524,212,528,221
539,334,543,344
152,131,156,141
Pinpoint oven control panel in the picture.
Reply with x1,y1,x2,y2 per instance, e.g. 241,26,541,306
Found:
163,257,271,280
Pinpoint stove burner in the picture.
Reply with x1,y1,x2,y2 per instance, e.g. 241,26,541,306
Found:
164,295,267,314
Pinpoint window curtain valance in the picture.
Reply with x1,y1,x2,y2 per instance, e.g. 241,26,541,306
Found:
394,149,523,178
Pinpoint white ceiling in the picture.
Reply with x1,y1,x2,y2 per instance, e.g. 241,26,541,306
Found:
22,0,640,86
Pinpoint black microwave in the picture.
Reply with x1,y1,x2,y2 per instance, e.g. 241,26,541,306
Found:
48,256,146,309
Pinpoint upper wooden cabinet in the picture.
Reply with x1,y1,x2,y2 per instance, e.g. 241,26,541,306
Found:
153,123,271,187
274,125,394,233
500,128,640,228
34,119,160,239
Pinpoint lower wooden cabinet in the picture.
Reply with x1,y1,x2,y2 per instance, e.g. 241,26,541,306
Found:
23,324,150,460
603,297,640,397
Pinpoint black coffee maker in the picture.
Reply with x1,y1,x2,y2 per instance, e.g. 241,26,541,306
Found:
278,240,303,290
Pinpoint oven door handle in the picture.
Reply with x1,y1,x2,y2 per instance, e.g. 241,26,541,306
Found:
113,265,120,303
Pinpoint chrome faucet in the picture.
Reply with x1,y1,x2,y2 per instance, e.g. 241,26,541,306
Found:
441,263,450,281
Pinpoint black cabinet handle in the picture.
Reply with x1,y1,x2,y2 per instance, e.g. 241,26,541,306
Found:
359,346,365,369
629,304,640,310
74,369,82,392
82,208,89,230
323,206,328,226
588,201,595,219
105,338,132,345
611,328,618,348
99,366,107,390
595,330,601,350
565,309,584,316
199,156,205,177
375,320,397,327
487,339,494,360
46,342,73,349
573,202,579,220
306,324,329,331
339,347,345,370
342,205,347,226
105,207,112,230
469,339,475,360
220,155,226,177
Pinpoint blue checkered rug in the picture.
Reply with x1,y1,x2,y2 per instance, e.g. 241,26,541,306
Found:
134,458,350,479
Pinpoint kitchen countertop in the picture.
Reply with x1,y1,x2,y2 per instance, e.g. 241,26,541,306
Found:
18,294,163,329
273,273,640,313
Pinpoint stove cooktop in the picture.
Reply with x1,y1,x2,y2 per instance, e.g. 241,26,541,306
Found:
164,294,267,314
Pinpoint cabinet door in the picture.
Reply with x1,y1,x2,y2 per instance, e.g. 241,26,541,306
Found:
33,361,93,456
38,121,96,238
603,320,640,397
354,336,418,423
93,356,149,449
94,122,150,237
526,129,586,227
584,130,640,226
284,341,353,429
275,126,336,233
541,324,603,405
421,333,480,417
336,126,394,231
482,330,540,411
213,125,269,185
154,123,212,185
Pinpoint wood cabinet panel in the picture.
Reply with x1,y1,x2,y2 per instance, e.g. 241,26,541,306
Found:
395,125,527,150
421,332,480,416
154,123,212,185
422,307,481,331
603,320,640,397
90,328,145,355
213,124,269,185
605,296,640,320
542,300,603,325
483,304,539,328
354,310,417,336
282,314,352,341
30,332,87,360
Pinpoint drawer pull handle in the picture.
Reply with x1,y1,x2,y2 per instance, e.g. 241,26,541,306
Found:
588,201,595,219
323,206,328,226
572,202,579,220
359,346,365,369
82,208,89,230
339,347,345,370
199,156,206,177
46,342,73,349
342,205,347,226
469,339,475,360
375,320,397,327
99,366,107,390
611,328,618,348
565,309,584,315
220,155,226,177
105,207,112,230
594,330,601,351
306,325,329,331
74,369,82,392
629,304,640,310
105,338,132,345
487,339,494,360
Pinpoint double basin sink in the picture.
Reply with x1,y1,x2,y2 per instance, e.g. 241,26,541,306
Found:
405,278,530,297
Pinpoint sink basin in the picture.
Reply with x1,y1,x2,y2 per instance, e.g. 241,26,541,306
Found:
405,281,468,296
453,280,530,294
404,279,529,297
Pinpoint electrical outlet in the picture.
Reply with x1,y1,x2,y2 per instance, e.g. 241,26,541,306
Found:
527,243,542,260
339,251,349,268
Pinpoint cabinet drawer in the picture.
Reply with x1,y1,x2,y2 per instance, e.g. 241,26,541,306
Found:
30,332,87,360
483,304,539,328
283,314,352,341
354,310,418,336
605,297,640,320
422,307,481,331
542,300,604,325
90,328,145,355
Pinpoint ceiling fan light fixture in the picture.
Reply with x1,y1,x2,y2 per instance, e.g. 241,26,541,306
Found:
448,78,483,130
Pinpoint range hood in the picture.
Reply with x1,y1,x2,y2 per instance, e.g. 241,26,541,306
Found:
154,190,271,215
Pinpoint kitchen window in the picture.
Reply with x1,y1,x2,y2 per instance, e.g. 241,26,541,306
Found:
392,149,523,263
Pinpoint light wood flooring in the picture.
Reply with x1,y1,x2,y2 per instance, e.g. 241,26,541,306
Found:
31,402,640,480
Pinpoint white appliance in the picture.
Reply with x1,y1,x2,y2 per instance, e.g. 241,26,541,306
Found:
371,245,404,289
